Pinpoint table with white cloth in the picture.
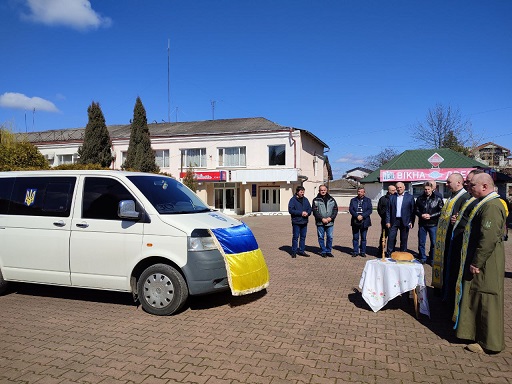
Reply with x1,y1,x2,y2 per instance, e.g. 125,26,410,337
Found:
358,258,430,317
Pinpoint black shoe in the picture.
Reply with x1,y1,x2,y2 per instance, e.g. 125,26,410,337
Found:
297,251,309,257
321,253,327,258
351,252,358,257
360,253,366,257
291,253,297,259
327,253,334,257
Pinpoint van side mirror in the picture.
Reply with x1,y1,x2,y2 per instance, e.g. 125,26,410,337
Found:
118,200,141,220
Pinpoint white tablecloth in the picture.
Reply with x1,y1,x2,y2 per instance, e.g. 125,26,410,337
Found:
358,258,430,317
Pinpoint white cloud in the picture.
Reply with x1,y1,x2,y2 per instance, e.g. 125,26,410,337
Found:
0,92,60,112
335,153,366,164
22,0,112,31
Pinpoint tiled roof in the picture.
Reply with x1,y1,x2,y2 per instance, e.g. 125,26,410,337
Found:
361,148,488,183
328,178,358,191
22,117,329,148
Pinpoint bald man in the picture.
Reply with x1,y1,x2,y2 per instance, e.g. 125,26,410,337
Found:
454,173,506,354
432,173,470,308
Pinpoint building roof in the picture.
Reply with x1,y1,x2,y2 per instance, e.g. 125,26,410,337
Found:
344,167,373,174
328,178,358,191
22,117,329,149
361,148,488,183
474,142,510,152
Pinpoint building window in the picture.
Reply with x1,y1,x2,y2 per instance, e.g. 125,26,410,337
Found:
218,147,246,167
182,148,206,168
268,145,285,166
120,151,127,167
154,149,170,168
58,154,75,165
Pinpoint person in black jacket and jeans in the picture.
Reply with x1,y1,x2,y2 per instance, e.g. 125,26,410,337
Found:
288,186,312,258
415,181,444,264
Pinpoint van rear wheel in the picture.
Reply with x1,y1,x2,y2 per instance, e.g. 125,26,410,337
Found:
137,264,189,316
0,269,8,295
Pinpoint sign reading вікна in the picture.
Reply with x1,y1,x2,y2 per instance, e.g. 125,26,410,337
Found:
179,171,226,181
380,168,476,182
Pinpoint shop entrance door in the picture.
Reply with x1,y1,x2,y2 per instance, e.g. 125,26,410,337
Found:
214,183,236,214
260,188,280,212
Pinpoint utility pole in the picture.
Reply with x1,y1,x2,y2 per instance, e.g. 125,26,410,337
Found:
167,38,171,123
211,100,216,120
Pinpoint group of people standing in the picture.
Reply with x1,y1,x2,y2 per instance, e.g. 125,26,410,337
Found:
376,171,507,354
288,185,338,258
288,172,508,354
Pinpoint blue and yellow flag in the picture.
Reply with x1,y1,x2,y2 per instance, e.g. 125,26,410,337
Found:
210,223,269,296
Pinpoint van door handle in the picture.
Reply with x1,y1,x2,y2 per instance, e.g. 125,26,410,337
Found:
76,222,89,228
53,220,66,227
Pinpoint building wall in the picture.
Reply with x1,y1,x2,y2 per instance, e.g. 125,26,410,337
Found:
34,128,327,215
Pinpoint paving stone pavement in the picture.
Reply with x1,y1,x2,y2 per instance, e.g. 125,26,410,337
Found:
0,211,511,384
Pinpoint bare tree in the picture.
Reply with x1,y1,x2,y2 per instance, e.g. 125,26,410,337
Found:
412,104,475,151
365,148,399,170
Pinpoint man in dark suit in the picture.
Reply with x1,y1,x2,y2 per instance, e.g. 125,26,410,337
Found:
349,186,373,257
385,182,415,256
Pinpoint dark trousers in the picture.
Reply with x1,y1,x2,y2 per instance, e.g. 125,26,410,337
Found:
386,218,410,255
291,223,308,253
352,226,368,254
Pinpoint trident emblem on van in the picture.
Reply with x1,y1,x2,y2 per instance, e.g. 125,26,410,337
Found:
24,189,37,206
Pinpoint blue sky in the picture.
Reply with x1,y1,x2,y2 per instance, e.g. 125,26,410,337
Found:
1,0,511,179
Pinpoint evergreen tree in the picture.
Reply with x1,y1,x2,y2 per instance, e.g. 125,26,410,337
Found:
125,97,158,172
78,102,113,167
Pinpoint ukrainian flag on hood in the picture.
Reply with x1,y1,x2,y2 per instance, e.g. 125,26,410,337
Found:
210,223,269,295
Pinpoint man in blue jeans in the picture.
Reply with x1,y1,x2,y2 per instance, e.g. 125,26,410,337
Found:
415,181,444,264
288,186,312,258
312,185,338,258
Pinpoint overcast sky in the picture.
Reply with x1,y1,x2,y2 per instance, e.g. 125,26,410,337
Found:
1,0,511,178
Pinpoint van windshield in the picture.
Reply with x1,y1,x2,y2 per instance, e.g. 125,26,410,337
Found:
127,175,211,214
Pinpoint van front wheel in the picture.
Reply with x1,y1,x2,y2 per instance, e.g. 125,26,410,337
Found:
0,269,8,295
137,264,189,316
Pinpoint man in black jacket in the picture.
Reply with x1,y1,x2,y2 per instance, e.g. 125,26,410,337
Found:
415,181,444,264
377,185,396,257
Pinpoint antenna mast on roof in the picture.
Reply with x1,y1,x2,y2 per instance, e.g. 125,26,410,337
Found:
211,100,216,120
167,38,171,123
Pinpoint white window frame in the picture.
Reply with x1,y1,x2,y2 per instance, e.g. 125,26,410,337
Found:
58,154,76,165
120,151,128,167
154,149,170,168
218,146,246,167
181,148,206,168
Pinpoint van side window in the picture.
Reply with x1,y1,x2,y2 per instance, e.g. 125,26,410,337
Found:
9,177,76,217
82,177,136,220
0,178,15,214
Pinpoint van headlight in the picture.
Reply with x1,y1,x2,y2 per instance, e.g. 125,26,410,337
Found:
188,229,218,251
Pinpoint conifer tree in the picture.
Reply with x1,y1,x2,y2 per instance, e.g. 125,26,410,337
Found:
78,102,113,167
125,97,158,172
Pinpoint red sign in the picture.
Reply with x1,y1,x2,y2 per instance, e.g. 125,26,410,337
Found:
380,168,476,182
179,171,226,181
427,153,444,168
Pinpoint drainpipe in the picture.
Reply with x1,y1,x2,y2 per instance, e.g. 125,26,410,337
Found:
298,175,308,186
289,128,297,169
